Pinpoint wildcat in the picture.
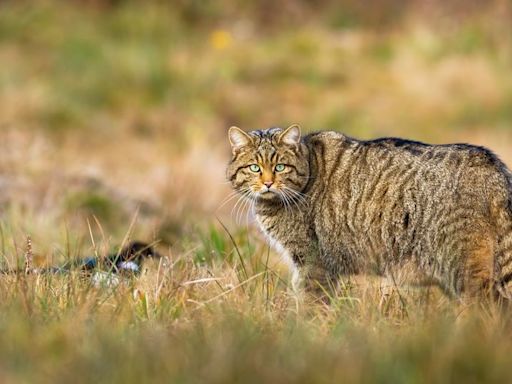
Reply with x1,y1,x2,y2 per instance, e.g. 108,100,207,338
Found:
226,125,512,301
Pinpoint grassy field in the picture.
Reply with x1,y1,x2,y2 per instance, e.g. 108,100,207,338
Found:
1,1,512,382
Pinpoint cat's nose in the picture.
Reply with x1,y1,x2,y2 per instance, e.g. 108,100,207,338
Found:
264,181,273,188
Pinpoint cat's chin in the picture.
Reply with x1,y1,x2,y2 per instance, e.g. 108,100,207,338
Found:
256,190,280,202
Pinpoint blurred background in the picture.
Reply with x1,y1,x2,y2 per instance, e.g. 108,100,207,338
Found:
1,3,512,382
1,0,511,260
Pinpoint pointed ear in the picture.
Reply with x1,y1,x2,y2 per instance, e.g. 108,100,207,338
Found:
278,124,301,146
228,126,252,151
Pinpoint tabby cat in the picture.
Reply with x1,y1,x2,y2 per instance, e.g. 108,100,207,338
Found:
226,125,512,301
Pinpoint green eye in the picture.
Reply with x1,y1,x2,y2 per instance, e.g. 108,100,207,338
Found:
249,164,260,172
275,164,285,172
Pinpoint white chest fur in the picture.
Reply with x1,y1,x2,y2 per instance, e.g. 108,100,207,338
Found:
255,215,301,291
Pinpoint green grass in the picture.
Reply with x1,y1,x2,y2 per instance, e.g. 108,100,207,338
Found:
1,1,512,382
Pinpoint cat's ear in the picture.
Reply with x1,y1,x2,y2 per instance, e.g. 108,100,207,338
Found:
278,124,301,146
228,126,253,151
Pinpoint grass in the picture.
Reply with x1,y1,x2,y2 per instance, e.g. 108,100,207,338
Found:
1,231,512,383
2,220,512,383
1,1,512,382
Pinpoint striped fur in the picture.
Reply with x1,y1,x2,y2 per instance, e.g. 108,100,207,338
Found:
226,125,512,300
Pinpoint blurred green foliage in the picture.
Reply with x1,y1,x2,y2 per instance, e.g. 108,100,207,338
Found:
65,191,126,230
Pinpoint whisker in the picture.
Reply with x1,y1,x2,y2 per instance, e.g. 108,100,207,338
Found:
237,194,251,224
283,186,309,201
281,187,309,211
285,187,309,199
245,193,256,231
216,190,246,211
230,190,251,222
281,189,298,212
278,189,292,215
290,194,309,210
230,195,244,222
232,188,259,226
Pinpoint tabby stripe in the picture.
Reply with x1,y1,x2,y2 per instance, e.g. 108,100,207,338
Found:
230,165,249,181
501,271,512,284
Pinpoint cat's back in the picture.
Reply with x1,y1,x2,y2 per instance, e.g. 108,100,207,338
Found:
361,136,512,200
363,136,505,169
305,131,510,182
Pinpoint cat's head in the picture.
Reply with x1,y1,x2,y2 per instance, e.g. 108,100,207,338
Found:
226,125,310,202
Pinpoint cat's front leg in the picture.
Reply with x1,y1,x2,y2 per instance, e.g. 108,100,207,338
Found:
285,244,336,302
300,262,337,302
272,240,331,300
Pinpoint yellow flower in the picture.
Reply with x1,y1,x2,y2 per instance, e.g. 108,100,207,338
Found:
209,29,233,50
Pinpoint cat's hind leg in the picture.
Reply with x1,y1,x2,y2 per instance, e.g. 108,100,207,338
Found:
462,230,495,301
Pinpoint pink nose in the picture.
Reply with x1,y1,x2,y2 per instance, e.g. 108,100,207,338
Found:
264,181,273,188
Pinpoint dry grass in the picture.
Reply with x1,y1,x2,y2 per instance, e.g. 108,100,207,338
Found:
1,234,512,383
1,1,512,382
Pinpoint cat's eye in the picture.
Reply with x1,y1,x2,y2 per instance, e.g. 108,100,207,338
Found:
249,164,260,172
275,164,285,172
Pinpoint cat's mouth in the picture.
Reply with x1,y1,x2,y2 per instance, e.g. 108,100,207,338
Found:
257,189,279,199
